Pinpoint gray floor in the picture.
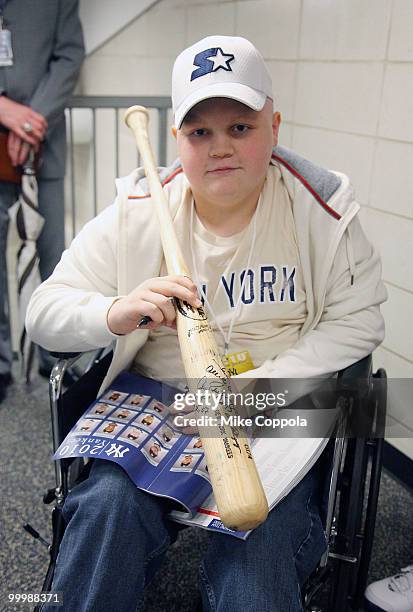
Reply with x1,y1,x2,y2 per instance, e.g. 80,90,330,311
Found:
0,366,412,612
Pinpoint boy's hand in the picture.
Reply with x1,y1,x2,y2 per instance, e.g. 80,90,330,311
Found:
107,275,202,336
167,398,199,435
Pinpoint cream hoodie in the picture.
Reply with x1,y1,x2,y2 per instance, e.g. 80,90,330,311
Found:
26,146,387,395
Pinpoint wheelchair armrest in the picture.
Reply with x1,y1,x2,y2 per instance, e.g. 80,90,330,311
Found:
49,349,113,460
49,353,87,394
49,351,82,360
49,349,110,388
337,354,372,381
336,355,373,406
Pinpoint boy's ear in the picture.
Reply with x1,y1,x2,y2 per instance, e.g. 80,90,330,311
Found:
171,126,177,138
272,112,281,147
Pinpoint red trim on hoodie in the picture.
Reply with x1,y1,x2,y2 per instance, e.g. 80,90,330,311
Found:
128,167,183,199
271,153,341,220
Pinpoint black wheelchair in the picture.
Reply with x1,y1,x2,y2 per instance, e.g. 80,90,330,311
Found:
28,350,387,612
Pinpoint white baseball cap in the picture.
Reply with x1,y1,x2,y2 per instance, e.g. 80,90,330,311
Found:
172,35,273,129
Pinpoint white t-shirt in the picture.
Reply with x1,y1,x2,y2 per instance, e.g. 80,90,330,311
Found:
132,165,307,380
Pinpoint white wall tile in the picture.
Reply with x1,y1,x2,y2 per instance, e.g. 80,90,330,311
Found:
387,438,413,461
266,61,296,123
384,417,413,440
386,380,413,431
300,0,391,60
370,140,413,220
380,284,413,362
388,0,413,61
92,4,186,59
146,6,187,56
278,122,293,149
378,64,413,142
292,126,374,204
92,13,149,57
139,57,175,94
186,0,215,5
186,3,236,44
158,0,187,8
82,56,173,96
358,208,413,293
82,56,146,94
374,346,413,378
235,0,301,60
295,62,383,136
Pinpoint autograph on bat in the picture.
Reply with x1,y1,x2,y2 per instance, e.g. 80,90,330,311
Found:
176,299,207,321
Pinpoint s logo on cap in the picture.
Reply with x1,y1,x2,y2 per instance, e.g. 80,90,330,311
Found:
191,47,235,81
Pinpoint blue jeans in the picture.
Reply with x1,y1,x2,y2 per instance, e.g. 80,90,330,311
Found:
47,459,327,612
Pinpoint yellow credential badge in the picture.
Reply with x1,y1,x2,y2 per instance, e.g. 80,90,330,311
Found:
223,350,255,376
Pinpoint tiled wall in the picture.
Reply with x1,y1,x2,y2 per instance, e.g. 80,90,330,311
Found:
76,0,413,455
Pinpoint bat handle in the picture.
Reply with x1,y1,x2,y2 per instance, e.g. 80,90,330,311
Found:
124,105,150,131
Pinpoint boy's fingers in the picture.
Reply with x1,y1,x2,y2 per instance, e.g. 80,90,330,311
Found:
164,319,177,329
152,282,201,308
149,294,177,325
163,275,199,294
167,403,199,435
134,300,164,325
168,400,194,415
174,413,199,435
133,295,176,328
144,277,201,308
180,425,199,435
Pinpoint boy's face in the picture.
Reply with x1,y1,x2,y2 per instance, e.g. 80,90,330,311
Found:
173,98,280,210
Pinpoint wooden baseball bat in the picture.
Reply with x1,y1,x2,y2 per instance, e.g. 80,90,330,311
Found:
124,105,268,531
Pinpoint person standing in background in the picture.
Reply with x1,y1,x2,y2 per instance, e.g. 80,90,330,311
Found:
0,0,84,403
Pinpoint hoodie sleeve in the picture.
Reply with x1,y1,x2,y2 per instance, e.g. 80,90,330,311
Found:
25,201,121,352
235,215,387,389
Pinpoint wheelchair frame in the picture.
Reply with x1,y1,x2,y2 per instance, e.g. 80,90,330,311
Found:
303,358,387,612
31,351,386,612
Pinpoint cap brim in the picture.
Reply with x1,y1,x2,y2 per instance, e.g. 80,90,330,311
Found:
174,82,267,128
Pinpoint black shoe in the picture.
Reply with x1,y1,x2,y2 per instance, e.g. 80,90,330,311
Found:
0,373,12,404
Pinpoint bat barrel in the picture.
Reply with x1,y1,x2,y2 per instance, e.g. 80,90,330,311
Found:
199,429,269,531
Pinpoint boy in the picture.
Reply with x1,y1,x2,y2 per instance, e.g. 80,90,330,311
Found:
26,36,386,611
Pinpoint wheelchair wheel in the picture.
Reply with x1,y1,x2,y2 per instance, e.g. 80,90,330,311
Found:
328,368,387,611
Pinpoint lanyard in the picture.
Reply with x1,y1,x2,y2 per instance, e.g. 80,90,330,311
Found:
189,197,260,352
